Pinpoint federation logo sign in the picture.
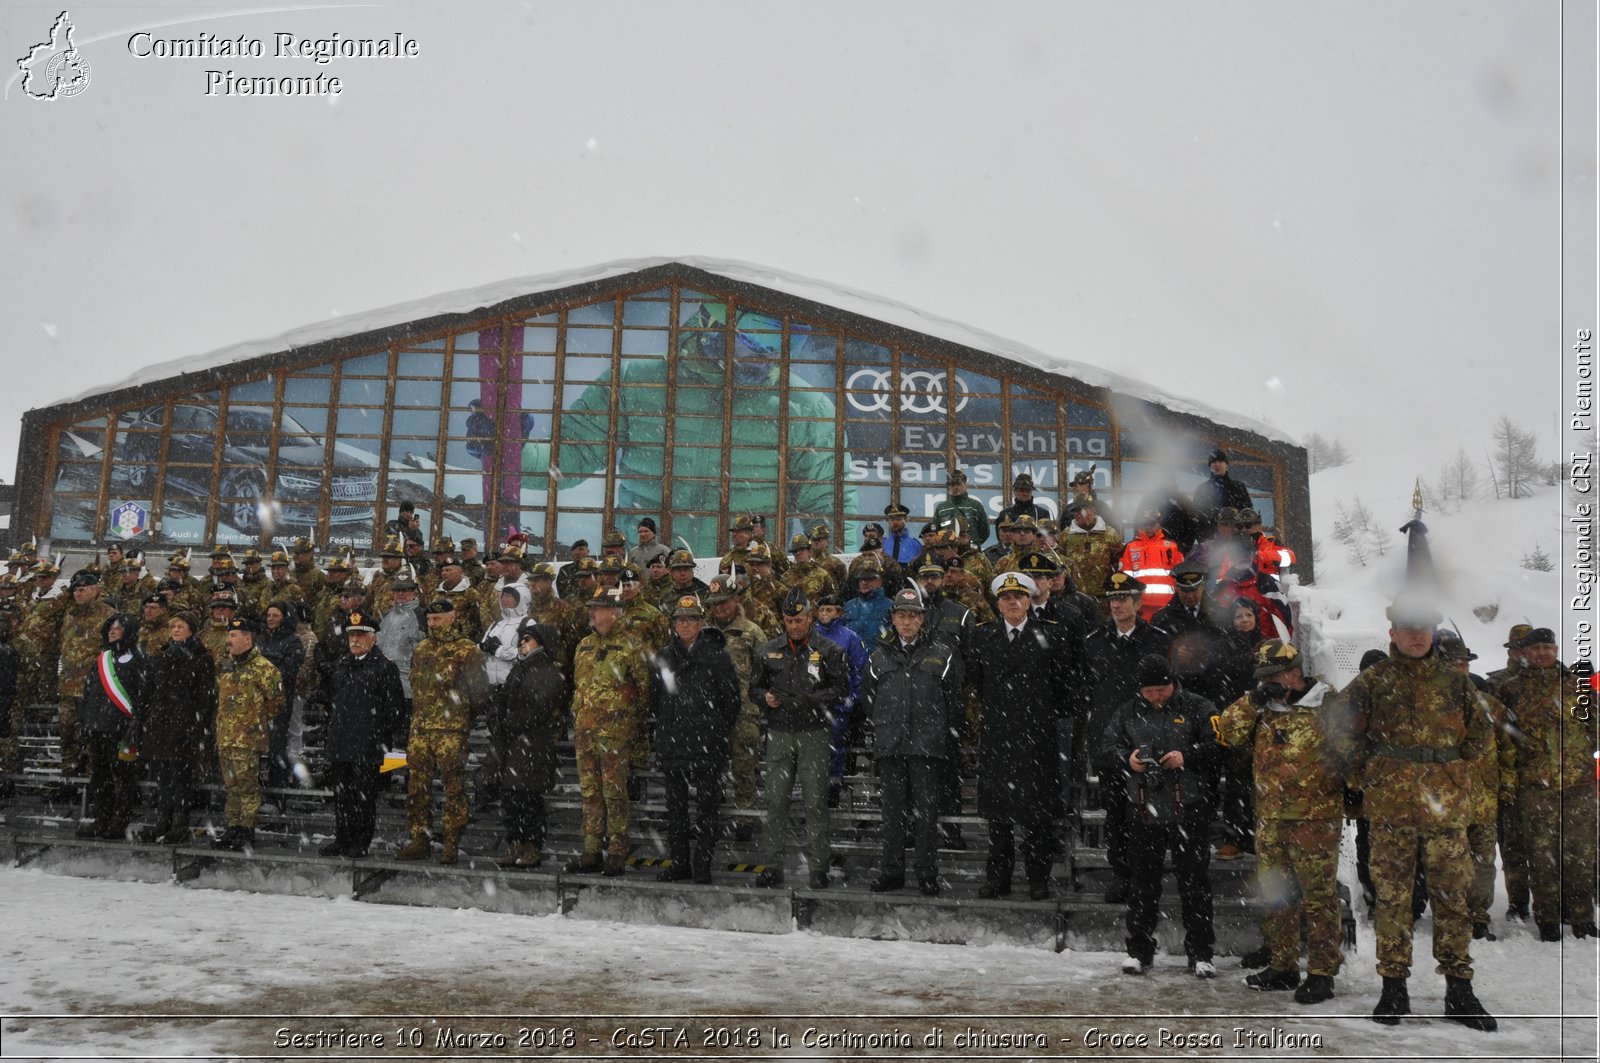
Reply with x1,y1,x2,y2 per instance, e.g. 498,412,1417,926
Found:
111,502,148,538
17,11,91,100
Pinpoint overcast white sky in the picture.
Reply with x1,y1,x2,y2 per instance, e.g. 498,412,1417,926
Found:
0,1,1585,482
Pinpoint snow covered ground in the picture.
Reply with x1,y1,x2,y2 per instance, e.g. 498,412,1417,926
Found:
0,865,1593,1060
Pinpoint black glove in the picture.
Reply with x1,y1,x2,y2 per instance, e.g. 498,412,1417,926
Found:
1251,681,1288,705
479,635,501,654
1342,787,1363,819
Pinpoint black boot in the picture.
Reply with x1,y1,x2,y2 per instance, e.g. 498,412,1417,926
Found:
1472,921,1496,941
1444,975,1497,1032
1538,922,1562,942
1103,879,1128,905
1573,922,1598,939
754,867,784,888
1293,974,1335,1005
1372,976,1410,1025
870,873,905,893
1244,968,1300,991
977,879,1011,899
1238,944,1271,969
657,861,692,882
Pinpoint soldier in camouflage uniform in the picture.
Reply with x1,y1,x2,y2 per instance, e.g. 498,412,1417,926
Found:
458,538,488,585
645,554,674,603
656,550,709,612
263,552,306,615
706,575,768,840
567,588,652,875
109,559,156,614
780,535,837,603
137,593,173,660
719,515,757,575
524,563,579,681
11,563,65,778
992,514,1043,576
1064,497,1123,614
235,550,273,618
924,532,993,621
1495,627,1597,941
618,565,669,787
200,596,237,664
312,554,359,635
1220,640,1351,1004
1434,633,1517,941
734,576,779,637
743,543,785,624
431,556,484,643
212,616,286,850
1486,622,1533,921
748,515,788,580
366,536,407,618
289,538,325,603
53,570,119,781
394,599,488,865
1345,596,1496,1031
807,522,849,596
847,523,905,596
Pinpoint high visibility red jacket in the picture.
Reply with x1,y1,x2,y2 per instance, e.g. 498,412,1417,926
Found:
1252,532,1296,578
1118,531,1184,621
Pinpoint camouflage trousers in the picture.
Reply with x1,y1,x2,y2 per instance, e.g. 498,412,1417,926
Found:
1520,785,1598,927
217,747,262,828
575,724,632,857
1466,821,1497,926
1255,818,1343,976
57,697,81,777
405,729,470,843
1499,801,1530,913
1369,822,1472,979
729,709,762,810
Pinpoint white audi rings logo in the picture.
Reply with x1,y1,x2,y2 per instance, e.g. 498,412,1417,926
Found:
846,369,970,415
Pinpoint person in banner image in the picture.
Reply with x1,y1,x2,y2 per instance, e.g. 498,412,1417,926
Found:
518,304,857,519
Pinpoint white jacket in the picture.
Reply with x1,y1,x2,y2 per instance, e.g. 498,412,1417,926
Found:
483,584,530,686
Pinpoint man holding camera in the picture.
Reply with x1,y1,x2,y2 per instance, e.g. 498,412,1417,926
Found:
1100,654,1219,977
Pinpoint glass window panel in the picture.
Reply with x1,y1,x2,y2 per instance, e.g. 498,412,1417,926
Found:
396,352,444,376
509,383,555,411
555,512,604,554
1065,429,1113,464
162,465,216,498
445,410,495,438
451,355,487,379
336,406,385,435
897,485,948,527
400,337,447,352
388,439,437,469
392,378,442,408
844,482,891,517
666,514,719,558
896,366,951,424
1010,396,1060,425
1004,423,1054,458
161,405,219,467
894,453,947,487
280,406,328,435
567,302,615,327
512,353,557,383
622,445,664,476
112,425,161,463
519,312,558,326
562,356,611,384
223,405,277,450
959,369,1001,394
1065,401,1111,428
956,423,1003,456
452,330,482,352
678,298,726,326
324,468,379,502
228,378,276,402
55,423,105,465
629,287,671,300
622,300,672,327
109,449,157,493
341,351,389,376
565,328,613,355
338,378,389,406
845,339,891,365
291,362,333,376
449,379,498,406
899,352,944,373
507,326,557,354
789,362,836,389
442,439,491,468
330,438,382,472
282,376,332,405
390,408,440,437
620,329,668,356
47,495,96,543
117,406,164,430
52,459,101,495
728,417,781,449
167,404,217,434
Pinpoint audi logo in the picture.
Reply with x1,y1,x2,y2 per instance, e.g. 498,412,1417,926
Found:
846,369,970,415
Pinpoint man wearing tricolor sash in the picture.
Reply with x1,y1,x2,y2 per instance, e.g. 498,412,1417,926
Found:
77,613,146,840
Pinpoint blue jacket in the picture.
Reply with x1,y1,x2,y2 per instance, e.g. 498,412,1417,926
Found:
813,617,867,710
843,588,892,648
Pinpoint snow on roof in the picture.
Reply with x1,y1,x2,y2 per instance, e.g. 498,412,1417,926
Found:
51,256,1295,445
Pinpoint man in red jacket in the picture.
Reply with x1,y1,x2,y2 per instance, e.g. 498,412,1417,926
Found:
1118,510,1184,622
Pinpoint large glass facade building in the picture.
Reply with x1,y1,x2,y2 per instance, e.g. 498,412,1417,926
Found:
12,261,1312,577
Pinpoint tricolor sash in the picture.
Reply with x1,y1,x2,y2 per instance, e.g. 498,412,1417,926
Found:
97,650,135,718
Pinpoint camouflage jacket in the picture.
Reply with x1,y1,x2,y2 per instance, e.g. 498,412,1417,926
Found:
1218,678,1351,820
778,560,835,603
365,569,404,619
955,548,995,600
846,553,904,594
291,560,325,601
619,596,669,654
56,599,118,699
571,628,651,735
409,629,487,733
709,608,768,717
17,592,65,666
436,580,484,642
816,552,848,594
1466,681,1517,823
138,620,172,660
941,566,994,622
215,647,285,752
200,623,232,666
234,573,274,618
1345,648,1491,829
1065,523,1123,599
719,547,755,575
525,591,578,677
746,575,785,621
1498,664,1596,791
740,594,778,639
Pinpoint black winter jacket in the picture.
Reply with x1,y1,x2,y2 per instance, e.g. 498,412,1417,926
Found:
141,635,217,761
324,647,406,762
749,631,849,733
79,615,146,740
967,616,1076,819
495,625,566,790
1098,689,1219,825
651,626,742,762
861,627,964,760
258,622,307,704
